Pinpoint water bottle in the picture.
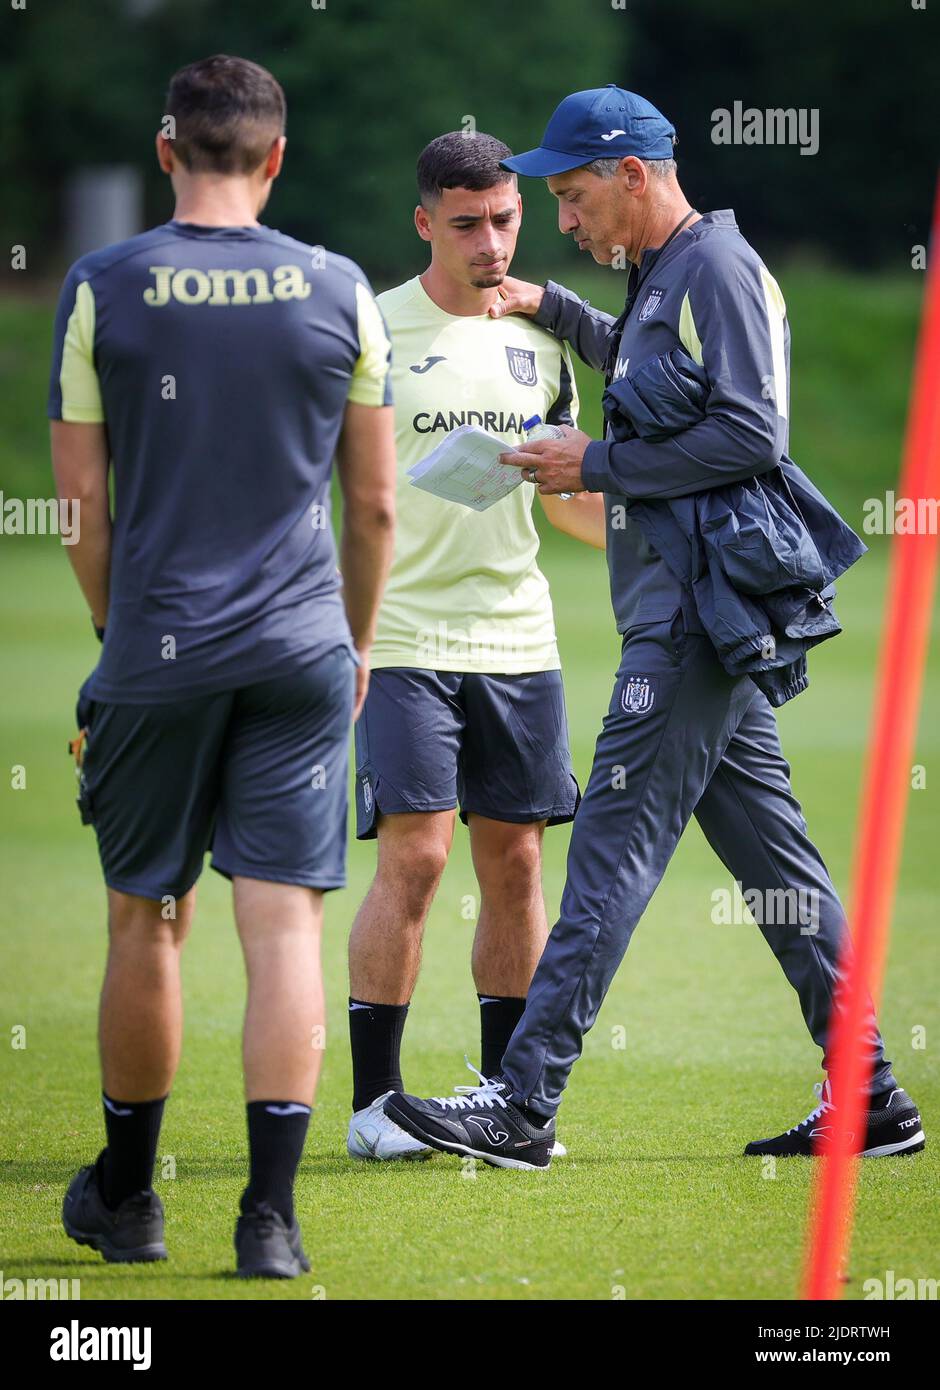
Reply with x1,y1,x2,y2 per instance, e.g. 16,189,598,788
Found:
522,415,572,499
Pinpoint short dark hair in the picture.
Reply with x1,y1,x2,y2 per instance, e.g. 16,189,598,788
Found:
417,131,516,206
165,55,286,175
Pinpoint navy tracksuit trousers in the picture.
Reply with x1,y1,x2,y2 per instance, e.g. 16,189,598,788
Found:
501,610,896,1116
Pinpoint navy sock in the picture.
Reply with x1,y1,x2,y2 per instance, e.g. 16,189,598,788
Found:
349,998,408,1111
99,1093,166,1209
479,993,526,1079
241,1101,312,1224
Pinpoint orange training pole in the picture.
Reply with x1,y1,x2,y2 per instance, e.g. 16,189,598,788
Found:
802,171,940,1301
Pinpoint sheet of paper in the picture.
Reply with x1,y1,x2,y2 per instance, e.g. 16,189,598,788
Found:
407,424,524,511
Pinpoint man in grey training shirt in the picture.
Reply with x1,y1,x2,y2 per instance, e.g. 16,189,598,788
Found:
50,55,396,1272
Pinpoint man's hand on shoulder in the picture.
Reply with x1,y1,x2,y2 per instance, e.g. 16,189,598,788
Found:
489,276,545,320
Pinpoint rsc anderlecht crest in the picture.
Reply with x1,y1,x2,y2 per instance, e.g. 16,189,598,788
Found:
505,346,538,385
621,675,654,714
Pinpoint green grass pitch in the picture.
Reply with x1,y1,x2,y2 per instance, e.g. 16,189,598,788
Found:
0,267,937,1299
1,537,937,1301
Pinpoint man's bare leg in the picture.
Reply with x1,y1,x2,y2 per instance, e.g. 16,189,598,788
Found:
469,815,548,994
346,811,454,1122
347,811,548,1111
349,810,456,1004
99,886,195,1099
234,877,325,1102
469,816,548,1077
93,886,195,1208
233,877,324,1224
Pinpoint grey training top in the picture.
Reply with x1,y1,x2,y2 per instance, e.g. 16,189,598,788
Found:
49,220,392,703
534,210,791,632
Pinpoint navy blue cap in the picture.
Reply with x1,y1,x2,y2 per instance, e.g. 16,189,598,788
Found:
501,85,676,177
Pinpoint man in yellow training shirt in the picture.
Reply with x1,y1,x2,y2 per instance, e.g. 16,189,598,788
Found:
346,131,605,1160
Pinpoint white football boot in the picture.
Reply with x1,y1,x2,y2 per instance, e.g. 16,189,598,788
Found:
347,1090,433,1161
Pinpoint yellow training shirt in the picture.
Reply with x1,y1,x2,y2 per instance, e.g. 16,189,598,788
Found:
372,276,578,673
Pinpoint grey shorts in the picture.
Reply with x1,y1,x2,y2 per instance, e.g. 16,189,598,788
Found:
74,645,356,900
354,667,580,839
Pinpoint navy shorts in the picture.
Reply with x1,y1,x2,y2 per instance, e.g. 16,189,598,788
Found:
354,668,580,839
74,645,356,900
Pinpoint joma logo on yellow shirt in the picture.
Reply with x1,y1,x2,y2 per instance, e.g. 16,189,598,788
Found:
144,264,311,306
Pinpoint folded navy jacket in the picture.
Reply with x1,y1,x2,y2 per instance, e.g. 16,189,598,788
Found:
602,350,867,706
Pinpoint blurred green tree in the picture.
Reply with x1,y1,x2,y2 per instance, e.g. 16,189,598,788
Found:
1,0,935,280
0,0,619,280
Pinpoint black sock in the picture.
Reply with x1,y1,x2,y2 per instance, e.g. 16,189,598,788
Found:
241,1101,311,1224
479,994,526,1079
520,1100,554,1129
349,998,408,1111
99,1093,166,1209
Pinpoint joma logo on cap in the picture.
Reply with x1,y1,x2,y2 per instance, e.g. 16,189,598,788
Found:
144,264,312,306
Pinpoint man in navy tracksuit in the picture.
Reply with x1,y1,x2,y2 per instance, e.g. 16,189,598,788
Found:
385,87,924,1168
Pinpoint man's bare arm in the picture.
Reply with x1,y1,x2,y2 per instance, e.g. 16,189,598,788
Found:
335,400,397,719
538,491,607,549
50,420,112,630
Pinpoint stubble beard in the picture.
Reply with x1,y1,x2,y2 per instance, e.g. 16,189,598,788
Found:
470,269,506,289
